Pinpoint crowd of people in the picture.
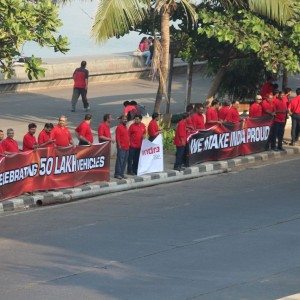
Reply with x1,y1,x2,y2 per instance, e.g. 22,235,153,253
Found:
173,83,300,171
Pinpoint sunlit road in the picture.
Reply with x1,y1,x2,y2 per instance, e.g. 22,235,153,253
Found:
0,157,299,299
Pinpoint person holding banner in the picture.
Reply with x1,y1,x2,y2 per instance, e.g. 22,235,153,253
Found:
249,95,263,118
51,116,74,147
114,115,130,179
23,123,38,151
262,94,276,150
148,113,161,142
1,128,19,154
38,123,54,148
75,114,93,146
98,114,114,143
206,99,220,127
127,115,146,175
225,100,241,123
218,101,230,122
192,103,205,130
173,113,188,171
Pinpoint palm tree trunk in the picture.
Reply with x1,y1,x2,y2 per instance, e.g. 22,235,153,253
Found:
154,6,170,113
282,68,288,90
166,51,175,114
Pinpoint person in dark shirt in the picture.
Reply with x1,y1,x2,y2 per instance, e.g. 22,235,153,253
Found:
71,61,90,112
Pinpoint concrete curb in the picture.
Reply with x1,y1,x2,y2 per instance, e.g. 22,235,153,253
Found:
0,147,299,213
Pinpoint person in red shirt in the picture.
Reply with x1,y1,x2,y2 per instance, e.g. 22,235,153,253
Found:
185,104,195,135
288,88,300,145
249,95,263,118
192,103,205,130
260,76,274,99
173,113,188,171
218,101,230,121
123,101,136,119
262,94,276,150
206,99,220,127
138,37,151,66
71,61,90,112
38,123,54,148
51,116,73,147
0,130,4,142
272,92,288,150
1,128,19,154
114,115,130,179
225,100,241,123
98,113,114,143
23,123,38,152
127,115,146,175
75,114,93,146
148,112,161,142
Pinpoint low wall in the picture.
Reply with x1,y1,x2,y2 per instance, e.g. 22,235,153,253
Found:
0,54,206,93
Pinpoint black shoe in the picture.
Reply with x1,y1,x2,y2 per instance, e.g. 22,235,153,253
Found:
277,147,285,151
122,175,128,179
271,147,276,151
174,167,181,171
127,171,134,175
114,175,123,180
289,142,295,146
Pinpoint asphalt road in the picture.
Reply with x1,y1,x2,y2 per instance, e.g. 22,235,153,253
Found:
0,157,300,299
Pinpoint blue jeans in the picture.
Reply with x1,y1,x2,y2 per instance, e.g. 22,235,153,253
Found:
142,51,151,66
273,122,285,149
174,146,185,169
114,147,129,177
127,147,140,174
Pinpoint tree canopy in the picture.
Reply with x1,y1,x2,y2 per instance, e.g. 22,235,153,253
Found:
0,0,69,79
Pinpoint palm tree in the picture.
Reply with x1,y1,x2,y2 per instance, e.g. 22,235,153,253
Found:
90,0,297,111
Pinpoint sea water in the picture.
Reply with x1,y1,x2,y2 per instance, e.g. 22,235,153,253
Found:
22,1,145,59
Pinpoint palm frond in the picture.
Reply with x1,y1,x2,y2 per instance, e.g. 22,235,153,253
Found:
248,0,297,24
92,0,150,43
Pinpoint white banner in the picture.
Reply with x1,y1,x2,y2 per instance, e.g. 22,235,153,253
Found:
137,134,164,176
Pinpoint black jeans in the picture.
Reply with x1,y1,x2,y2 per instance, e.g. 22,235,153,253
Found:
71,88,89,109
273,122,285,149
291,114,300,143
127,147,141,174
265,123,276,150
174,146,185,170
114,147,129,177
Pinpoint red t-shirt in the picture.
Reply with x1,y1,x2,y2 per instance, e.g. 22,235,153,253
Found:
73,67,88,88
282,95,289,106
1,138,19,153
38,129,53,147
148,119,159,138
0,143,4,155
274,98,287,123
124,105,136,115
51,125,72,147
129,122,146,148
260,82,273,99
98,122,111,141
174,119,187,147
289,96,300,114
218,106,230,121
116,123,130,150
23,133,37,151
75,121,93,143
262,100,275,116
249,103,262,118
191,113,205,130
225,107,241,123
206,107,219,124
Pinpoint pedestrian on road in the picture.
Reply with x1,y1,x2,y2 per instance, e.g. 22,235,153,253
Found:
51,116,73,147
128,115,146,175
249,95,263,118
23,123,38,151
173,113,188,171
288,88,300,146
1,128,19,154
114,115,130,179
71,61,90,112
98,114,114,143
75,114,93,146
38,123,54,148
147,112,161,142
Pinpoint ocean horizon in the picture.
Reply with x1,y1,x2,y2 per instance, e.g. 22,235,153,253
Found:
22,1,145,59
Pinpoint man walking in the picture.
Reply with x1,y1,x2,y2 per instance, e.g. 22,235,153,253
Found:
114,115,130,180
75,114,93,146
71,61,90,112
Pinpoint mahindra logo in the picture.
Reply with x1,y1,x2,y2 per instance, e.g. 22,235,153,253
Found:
142,146,160,155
